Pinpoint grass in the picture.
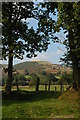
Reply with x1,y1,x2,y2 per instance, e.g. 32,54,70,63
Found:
2,86,79,119
11,85,68,91
2,85,68,92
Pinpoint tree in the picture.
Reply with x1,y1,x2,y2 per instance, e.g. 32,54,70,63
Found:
29,73,40,91
38,2,80,90
29,73,37,86
47,73,58,91
60,72,72,85
56,2,80,90
2,2,49,93
40,71,47,75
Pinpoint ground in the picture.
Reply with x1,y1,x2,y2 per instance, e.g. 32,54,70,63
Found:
2,85,79,119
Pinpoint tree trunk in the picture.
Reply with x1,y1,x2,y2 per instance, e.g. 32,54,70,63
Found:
5,3,13,94
36,77,40,91
68,30,80,90
71,55,79,90
72,63,79,90
5,53,13,93
77,61,80,89
48,80,51,91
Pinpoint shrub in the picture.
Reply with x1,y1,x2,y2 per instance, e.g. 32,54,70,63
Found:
60,72,72,85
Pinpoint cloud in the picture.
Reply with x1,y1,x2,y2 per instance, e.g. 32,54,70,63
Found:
29,48,65,64
56,49,62,55
30,52,48,61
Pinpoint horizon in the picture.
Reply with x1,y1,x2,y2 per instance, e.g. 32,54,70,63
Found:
2,60,65,66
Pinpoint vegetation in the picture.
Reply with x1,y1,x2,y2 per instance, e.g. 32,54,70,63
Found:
1,1,80,119
2,89,78,118
38,2,80,90
2,65,72,88
57,2,80,90
60,72,72,85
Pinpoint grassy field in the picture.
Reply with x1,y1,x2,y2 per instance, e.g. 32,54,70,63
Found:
2,85,79,119
2,85,68,91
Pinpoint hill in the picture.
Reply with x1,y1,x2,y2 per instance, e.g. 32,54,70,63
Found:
14,61,72,75
1,61,72,80
14,61,49,74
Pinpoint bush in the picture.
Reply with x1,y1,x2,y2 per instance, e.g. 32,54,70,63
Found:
40,71,47,75
60,72,72,85
29,73,38,86
2,77,8,86
13,74,28,86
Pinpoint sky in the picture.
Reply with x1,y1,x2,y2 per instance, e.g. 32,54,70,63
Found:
9,40,66,65
2,6,67,65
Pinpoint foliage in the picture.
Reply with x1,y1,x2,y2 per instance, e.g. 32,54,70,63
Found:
29,73,39,86
2,2,49,60
39,2,80,89
56,2,80,89
13,74,27,86
2,2,49,92
60,72,72,85
57,2,80,66
47,73,56,82
39,73,58,85
40,71,47,75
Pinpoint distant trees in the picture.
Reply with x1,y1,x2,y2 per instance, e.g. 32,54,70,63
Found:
47,73,58,91
40,71,47,76
29,73,38,86
25,69,29,75
13,74,28,91
60,72,72,85
29,73,40,91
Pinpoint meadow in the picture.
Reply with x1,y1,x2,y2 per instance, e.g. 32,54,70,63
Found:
2,85,79,119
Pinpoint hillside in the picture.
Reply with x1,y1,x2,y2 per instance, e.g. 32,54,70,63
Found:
14,61,47,74
14,61,72,75
1,61,72,79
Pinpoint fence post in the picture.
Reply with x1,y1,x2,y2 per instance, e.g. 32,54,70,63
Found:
48,80,50,91
61,79,63,92
45,84,47,91
36,77,40,91
53,84,54,91
55,85,57,92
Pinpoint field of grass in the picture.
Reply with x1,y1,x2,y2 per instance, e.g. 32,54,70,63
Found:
2,85,68,92
2,85,79,119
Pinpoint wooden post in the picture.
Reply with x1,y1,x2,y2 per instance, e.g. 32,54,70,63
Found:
48,80,50,91
53,83,54,91
55,86,57,92
45,84,47,91
61,79,63,92
36,77,40,91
